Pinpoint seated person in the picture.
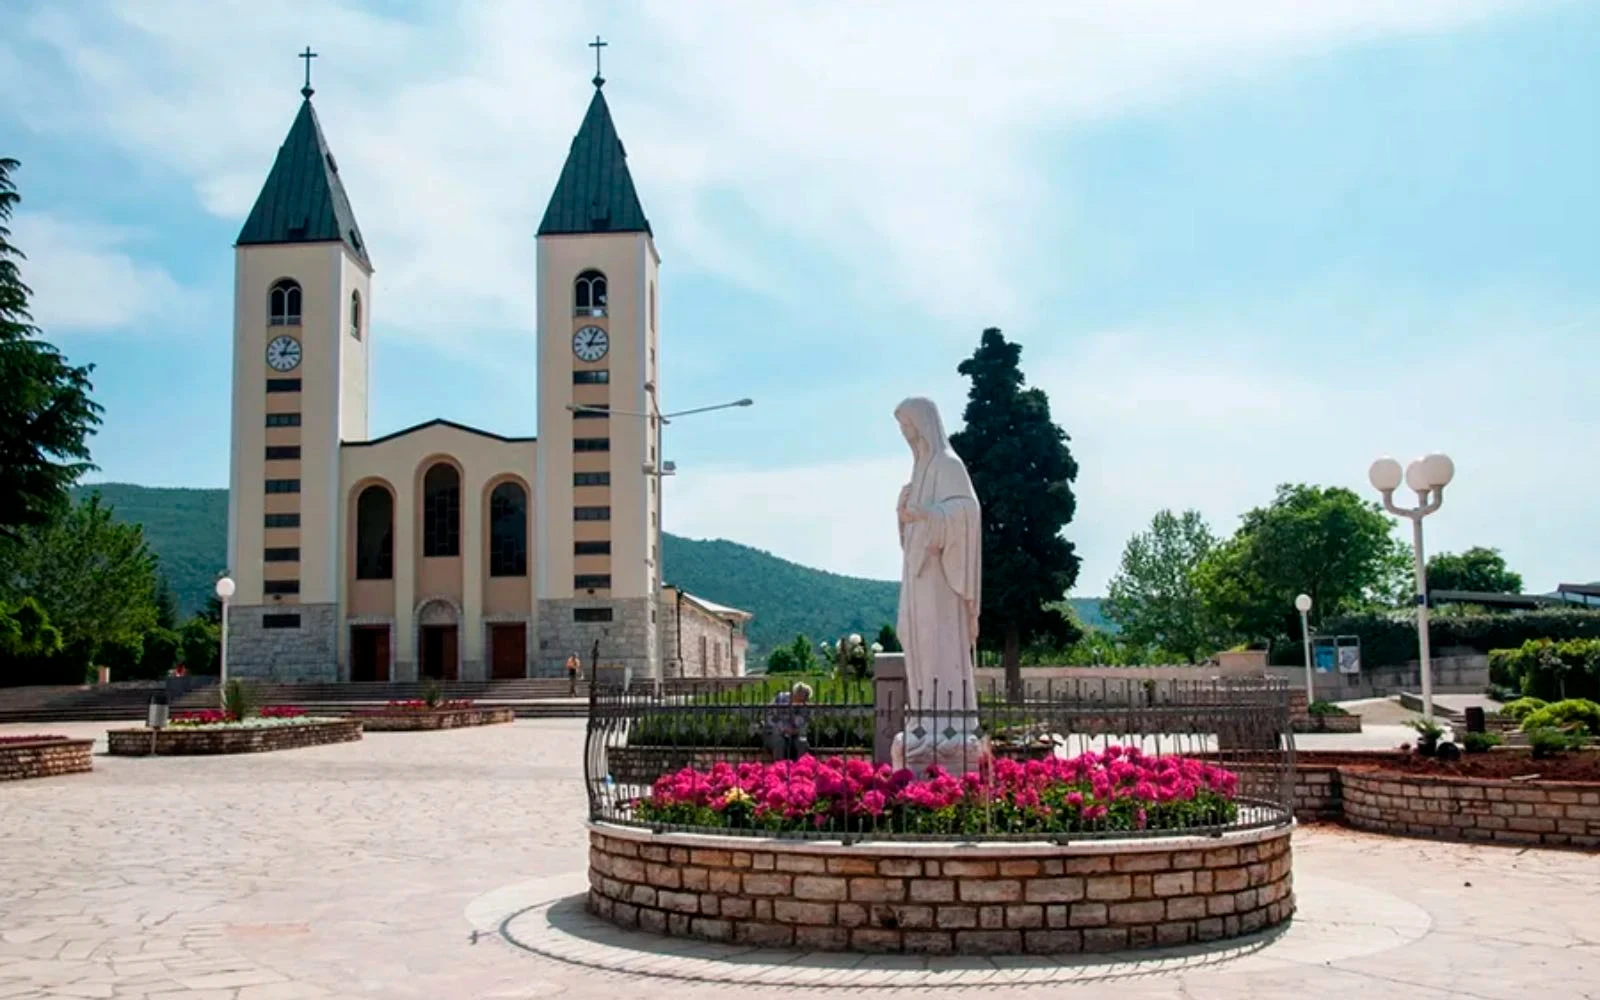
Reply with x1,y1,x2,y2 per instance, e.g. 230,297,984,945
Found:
764,683,812,760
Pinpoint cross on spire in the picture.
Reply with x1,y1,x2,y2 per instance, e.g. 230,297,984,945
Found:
299,46,318,99
589,35,607,88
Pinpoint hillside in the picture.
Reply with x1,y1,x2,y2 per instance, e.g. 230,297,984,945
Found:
70,483,1104,655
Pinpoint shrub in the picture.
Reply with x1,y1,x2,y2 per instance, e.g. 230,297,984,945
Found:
1307,700,1349,716
1462,731,1501,754
221,679,257,722
1499,696,1548,722
1519,699,1600,737
1487,638,1600,701
421,678,443,708
1527,726,1585,759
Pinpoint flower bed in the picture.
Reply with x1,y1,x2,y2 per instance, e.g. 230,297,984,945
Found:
637,748,1241,838
107,718,362,756
170,706,305,727
588,822,1294,954
355,707,515,732
0,736,94,781
1341,766,1600,848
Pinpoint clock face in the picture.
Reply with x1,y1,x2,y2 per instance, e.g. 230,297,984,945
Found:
266,335,302,372
573,325,609,363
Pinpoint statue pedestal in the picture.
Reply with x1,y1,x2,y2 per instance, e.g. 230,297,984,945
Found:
872,653,906,767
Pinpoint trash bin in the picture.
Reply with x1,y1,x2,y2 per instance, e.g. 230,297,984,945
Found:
1464,706,1486,734
147,692,170,730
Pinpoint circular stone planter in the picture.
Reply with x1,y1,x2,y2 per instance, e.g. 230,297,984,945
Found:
354,707,515,732
106,719,362,756
0,737,94,781
588,822,1293,955
1341,768,1600,849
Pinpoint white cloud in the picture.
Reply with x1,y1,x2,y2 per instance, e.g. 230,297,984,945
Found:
668,302,1600,597
0,0,1544,345
11,212,196,333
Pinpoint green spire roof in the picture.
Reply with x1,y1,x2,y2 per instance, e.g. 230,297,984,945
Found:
538,86,652,237
237,97,371,267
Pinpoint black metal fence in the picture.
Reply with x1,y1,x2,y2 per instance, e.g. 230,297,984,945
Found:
584,675,1296,842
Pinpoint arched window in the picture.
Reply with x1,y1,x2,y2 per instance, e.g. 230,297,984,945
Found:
488,482,528,577
355,485,393,580
422,463,460,557
269,279,302,326
350,290,362,340
574,270,607,317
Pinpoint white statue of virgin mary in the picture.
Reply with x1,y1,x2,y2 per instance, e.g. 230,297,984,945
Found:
890,397,986,776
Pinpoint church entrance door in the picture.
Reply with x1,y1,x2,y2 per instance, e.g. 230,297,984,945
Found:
350,625,390,682
489,623,526,680
420,625,458,681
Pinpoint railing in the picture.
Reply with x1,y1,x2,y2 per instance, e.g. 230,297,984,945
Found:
584,676,1296,842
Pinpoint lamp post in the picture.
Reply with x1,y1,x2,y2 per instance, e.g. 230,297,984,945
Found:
566,394,753,693
1294,593,1313,706
215,576,235,706
1368,452,1455,720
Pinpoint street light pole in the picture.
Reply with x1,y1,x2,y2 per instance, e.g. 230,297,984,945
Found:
566,394,752,694
1295,593,1313,707
1368,453,1454,720
215,576,235,708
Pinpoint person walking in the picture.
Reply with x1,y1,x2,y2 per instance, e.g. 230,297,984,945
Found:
565,651,581,696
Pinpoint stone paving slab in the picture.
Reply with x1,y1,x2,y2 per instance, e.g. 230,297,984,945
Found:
2,720,1599,999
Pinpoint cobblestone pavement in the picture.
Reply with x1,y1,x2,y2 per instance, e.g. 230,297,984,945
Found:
3,720,1599,999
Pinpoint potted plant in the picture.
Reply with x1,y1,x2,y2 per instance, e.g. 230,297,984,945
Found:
1407,717,1446,757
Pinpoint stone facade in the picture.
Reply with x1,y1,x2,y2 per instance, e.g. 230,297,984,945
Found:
355,708,515,731
1341,769,1600,849
107,719,363,756
226,603,339,682
587,824,1294,954
0,738,94,781
538,597,654,680
660,590,748,679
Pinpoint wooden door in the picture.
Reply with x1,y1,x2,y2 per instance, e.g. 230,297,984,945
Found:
372,627,390,682
440,626,459,681
490,624,526,680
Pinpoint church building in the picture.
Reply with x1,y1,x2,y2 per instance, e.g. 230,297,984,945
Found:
222,56,750,683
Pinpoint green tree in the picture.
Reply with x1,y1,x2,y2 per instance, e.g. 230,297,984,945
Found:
766,645,798,674
875,623,902,653
1195,484,1404,646
1103,509,1222,663
179,617,220,674
1427,546,1523,596
0,596,62,659
0,492,159,657
154,574,179,630
0,159,102,544
948,328,1082,701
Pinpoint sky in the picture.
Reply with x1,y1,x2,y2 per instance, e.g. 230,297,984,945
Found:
2,0,1596,595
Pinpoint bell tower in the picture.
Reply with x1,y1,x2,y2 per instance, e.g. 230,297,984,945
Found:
225,53,373,680
534,57,662,680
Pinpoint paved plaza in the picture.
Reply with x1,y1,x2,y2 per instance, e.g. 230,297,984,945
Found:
2,720,1598,999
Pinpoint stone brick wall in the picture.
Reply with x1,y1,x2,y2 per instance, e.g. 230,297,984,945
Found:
355,708,514,731
0,739,94,781
538,597,653,679
107,719,363,756
226,603,339,682
1341,770,1600,849
660,592,746,679
588,824,1293,955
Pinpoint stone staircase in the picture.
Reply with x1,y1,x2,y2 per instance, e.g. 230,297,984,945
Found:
0,681,218,724
0,675,761,724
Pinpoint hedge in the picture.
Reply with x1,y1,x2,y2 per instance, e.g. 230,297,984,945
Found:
1488,639,1600,702
1293,609,1600,669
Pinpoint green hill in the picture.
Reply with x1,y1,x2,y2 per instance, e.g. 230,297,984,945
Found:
70,483,1104,657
